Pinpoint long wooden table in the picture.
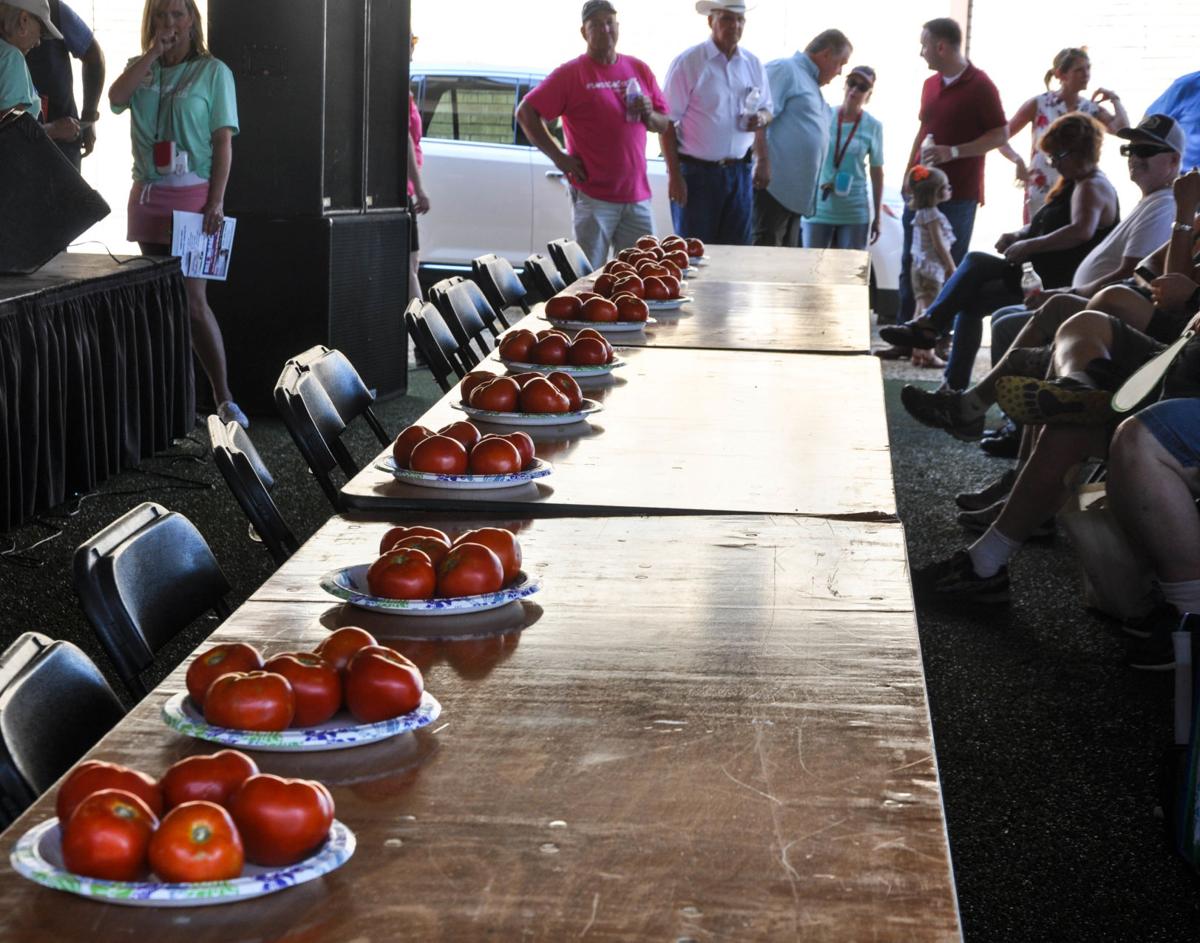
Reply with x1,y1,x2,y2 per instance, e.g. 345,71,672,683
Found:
690,246,870,286
0,513,959,941
341,346,896,520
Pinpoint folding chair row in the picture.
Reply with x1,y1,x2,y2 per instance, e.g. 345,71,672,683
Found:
404,299,468,394
546,237,594,285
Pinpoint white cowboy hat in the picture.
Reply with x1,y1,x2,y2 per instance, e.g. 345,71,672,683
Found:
695,1,752,15
6,0,63,41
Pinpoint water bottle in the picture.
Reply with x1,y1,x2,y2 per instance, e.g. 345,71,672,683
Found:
624,77,642,123
1020,262,1043,300
739,86,762,131
920,132,935,164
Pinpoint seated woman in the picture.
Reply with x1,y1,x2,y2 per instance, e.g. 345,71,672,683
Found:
881,112,1120,391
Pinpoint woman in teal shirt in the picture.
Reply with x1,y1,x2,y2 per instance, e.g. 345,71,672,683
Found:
802,65,884,251
108,0,245,428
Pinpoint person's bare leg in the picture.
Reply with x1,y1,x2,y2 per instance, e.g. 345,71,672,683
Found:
186,275,233,405
408,249,423,304
1087,284,1155,333
1049,309,1116,379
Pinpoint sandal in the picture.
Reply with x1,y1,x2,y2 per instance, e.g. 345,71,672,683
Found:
879,320,940,350
910,348,946,369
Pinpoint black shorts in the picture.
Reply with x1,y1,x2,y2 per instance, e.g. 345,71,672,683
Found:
1108,315,1167,381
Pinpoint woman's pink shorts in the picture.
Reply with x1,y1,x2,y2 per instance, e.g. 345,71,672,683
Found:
126,181,209,246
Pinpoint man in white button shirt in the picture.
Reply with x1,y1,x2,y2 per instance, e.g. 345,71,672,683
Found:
660,1,772,245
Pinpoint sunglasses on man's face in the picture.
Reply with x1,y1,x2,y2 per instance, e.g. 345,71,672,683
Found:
846,80,870,93
1120,143,1172,159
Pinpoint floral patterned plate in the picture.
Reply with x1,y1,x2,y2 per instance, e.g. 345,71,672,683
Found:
161,690,441,752
374,455,552,490
450,397,602,426
542,317,655,333
11,818,355,907
320,564,540,616
497,356,625,378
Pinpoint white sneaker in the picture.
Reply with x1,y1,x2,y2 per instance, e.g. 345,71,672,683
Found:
217,400,249,430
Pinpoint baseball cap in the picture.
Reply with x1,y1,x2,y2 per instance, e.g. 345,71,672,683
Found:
1118,113,1186,155
6,0,63,41
848,65,876,88
581,0,617,22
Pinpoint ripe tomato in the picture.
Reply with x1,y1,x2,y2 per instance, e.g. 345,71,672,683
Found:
616,247,640,262
591,272,617,298
529,334,569,365
569,337,612,365
661,234,686,250
504,432,536,469
392,425,433,467
615,296,649,322
438,542,505,598
643,276,670,301
454,527,522,584
149,801,244,883
390,534,451,568
470,376,521,412
203,671,296,732
606,260,636,277
544,295,582,320
636,261,669,280
508,371,541,388
161,750,259,809
314,626,378,674
57,760,165,823
686,237,705,257
665,249,690,269
468,437,522,474
635,235,659,250
520,376,571,414
498,329,537,361
61,789,158,881
344,646,424,723
582,297,619,323
379,524,451,555
185,642,265,706
660,274,681,298
613,275,644,298
546,371,584,410
228,774,335,867
367,547,437,600
409,434,468,474
438,420,482,452
573,292,599,304
263,652,343,726
459,371,496,404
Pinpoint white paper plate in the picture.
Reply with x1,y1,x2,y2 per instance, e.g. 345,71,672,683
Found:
498,356,624,378
645,296,692,311
320,564,541,616
451,398,602,426
543,317,654,333
161,690,442,752
374,455,551,489
691,255,709,266
11,818,355,907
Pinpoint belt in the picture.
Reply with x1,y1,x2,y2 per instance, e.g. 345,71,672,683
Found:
679,151,752,168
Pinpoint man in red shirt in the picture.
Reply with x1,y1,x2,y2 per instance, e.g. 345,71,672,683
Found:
879,17,1008,360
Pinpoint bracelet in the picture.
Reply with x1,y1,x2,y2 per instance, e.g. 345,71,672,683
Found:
1175,222,1194,234
949,145,960,160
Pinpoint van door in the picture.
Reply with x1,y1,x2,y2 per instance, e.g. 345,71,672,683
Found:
520,77,576,263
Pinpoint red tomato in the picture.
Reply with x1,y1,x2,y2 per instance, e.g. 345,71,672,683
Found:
409,434,469,474
612,275,644,298
185,643,264,707
149,801,244,883
379,524,451,555
635,235,659,250
438,542,505,598
160,750,259,809
574,291,599,304
454,527,522,584
263,652,343,726
438,420,482,452
504,432,536,469
459,371,496,404
686,237,705,257
498,329,537,361
390,534,451,568
61,789,158,881
392,425,433,467
344,646,425,723
203,672,296,732
468,437,522,474
616,247,640,262
582,297,619,323
529,334,569,365
615,296,649,322
591,272,617,298
509,371,543,388
314,626,378,674
228,774,335,867
661,235,686,250
520,376,572,414
660,274,681,298
543,295,582,320
57,760,164,823
367,547,437,600
470,377,521,411
546,371,584,410
606,260,636,276
643,276,670,300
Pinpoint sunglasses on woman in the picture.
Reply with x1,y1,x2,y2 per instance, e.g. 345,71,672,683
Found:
1120,143,1172,158
846,80,870,93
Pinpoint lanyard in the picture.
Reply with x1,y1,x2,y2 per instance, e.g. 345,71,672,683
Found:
831,108,861,170
154,60,194,143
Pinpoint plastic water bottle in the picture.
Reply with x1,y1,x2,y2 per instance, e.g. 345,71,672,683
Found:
739,86,762,131
624,77,642,123
920,133,936,164
1020,262,1043,300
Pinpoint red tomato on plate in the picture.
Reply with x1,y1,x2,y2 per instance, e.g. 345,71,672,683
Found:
520,377,571,414
498,329,537,361
378,524,452,555
185,642,265,707
161,750,259,809
504,431,536,469
437,542,505,598
344,646,425,723
367,547,437,600
228,774,335,868
438,420,482,452
390,534,452,568
546,371,584,409
263,652,343,726
203,671,296,732
57,760,164,823
149,801,244,883
470,377,521,412
392,425,433,467
409,434,469,474
61,789,158,881
314,626,378,675
544,295,582,320
454,527,522,584
469,437,523,474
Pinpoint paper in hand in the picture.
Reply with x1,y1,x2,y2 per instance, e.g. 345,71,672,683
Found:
171,210,236,281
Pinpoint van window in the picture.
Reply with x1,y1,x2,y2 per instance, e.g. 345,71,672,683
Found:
421,76,519,145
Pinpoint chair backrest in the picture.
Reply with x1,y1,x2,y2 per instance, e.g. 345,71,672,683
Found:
274,362,354,511
521,253,566,302
404,299,458,394
434,279,502,364
287,346,390,447
547,237,594,283
427,277,486,369
73,504,232,698
207,415,299,565
0,632,126,826
472,254,528,323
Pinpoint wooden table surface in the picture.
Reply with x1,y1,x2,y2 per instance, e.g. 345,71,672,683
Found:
0,514,959,941
341,346,896,520
688,246,869,286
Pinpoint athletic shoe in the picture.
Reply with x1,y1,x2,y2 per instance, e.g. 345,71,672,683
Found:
879,321,939,350
217,400,250,430
994,375,1112,426
980,422,1021,458
899,385,986,441
955,468,1017,511
956,499,1055,539
912,550,1011,604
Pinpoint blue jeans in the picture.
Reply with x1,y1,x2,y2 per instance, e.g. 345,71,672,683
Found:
671,159,753,245
801,221,870,250
897,198,978,325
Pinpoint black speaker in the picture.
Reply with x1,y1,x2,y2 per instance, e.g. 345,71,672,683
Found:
0,113,109,273
207,213,409,413
208,0,410,217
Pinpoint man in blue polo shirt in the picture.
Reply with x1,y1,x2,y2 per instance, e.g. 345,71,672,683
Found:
1147,71,1200,171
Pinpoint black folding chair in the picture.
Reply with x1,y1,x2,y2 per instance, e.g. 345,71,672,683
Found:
472,254,529,325
429,277,497,364
207,415,299,565
0,632,126,827
275,362,357,511
404,298,462,394
521,253,566,302
286,346,390,447
73,503,232,699
547,237,594,284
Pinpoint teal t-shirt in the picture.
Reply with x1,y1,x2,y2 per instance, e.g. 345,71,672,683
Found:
0,38,40,117
807,108,883,226
112,55,238,182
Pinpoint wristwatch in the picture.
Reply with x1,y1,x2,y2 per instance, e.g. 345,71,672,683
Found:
1175,222,1194,234
949,145,960,160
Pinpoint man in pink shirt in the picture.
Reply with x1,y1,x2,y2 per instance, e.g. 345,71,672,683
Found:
517,0,670,268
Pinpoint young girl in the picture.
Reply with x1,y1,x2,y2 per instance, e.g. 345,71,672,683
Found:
907,164,956,368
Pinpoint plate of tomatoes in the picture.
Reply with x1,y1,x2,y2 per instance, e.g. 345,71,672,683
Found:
451,397,602,426
458,370,597,421
498,325,622,366
387,420,550,488
375,454,551,489
11,756,353,906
